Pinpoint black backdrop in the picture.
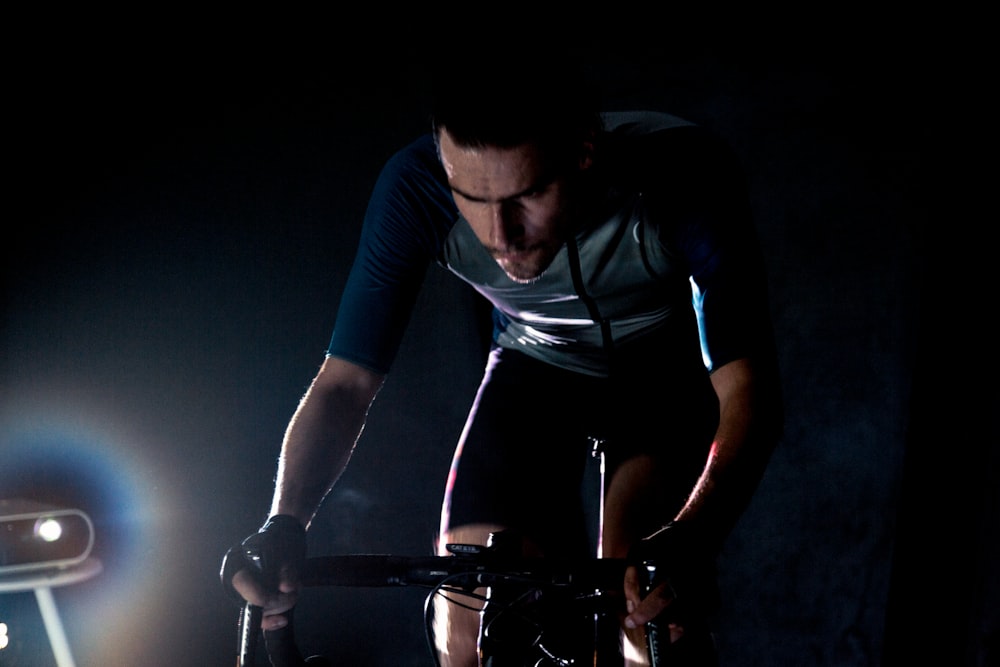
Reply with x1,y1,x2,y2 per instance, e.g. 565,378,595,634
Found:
3,33,995,667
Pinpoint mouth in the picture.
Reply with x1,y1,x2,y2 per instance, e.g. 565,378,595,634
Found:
489,241,539,261
488,244,553,284
492,249,529,263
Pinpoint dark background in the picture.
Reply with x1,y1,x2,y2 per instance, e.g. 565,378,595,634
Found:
2,31,996,667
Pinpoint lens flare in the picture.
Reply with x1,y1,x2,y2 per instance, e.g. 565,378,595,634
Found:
0,413,179,666
34,517,63,543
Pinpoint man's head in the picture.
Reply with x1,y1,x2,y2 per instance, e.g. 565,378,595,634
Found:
429,60,601,283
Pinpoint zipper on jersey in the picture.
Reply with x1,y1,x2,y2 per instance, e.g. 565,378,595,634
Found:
565,236,615,371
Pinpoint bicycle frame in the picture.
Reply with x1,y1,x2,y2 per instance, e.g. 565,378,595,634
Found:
236,547,629,666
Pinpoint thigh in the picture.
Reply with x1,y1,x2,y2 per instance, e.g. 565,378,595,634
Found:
440,347,600,558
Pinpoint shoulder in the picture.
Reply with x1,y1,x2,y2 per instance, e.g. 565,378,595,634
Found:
380,133,444,184
368,134,454,220
362,133,457,257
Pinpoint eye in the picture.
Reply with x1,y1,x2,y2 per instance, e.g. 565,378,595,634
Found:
518,183,549,201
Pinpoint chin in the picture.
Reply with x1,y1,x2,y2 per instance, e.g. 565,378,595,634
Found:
496,246,558,284
499,260,548,284
504,271,542,285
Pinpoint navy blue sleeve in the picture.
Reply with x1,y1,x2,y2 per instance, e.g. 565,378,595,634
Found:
327,134,458,374
647,127,776,372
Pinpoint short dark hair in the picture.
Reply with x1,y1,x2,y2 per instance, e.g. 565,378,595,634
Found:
428,57,602,159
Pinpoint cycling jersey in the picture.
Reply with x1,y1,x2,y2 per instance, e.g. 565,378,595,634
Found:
325,111,772,667
328,111,773,378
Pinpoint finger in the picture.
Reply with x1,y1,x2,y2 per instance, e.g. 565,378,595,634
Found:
261,609,290,631
278,563,301,594
233,568,299,616
259,590,298,631
624,582,673,629
231,568,268,607
623,565,642,609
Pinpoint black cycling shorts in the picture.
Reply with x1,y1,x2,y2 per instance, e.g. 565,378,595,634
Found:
440,343,719,557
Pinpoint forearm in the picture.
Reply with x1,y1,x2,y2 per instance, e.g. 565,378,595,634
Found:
269,398,360,529
673,357,780,547
269,356,384,528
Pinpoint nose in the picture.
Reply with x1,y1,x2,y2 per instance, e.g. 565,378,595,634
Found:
486,202,522,248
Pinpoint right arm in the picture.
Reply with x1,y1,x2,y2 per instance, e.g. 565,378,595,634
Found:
271,135,452,527
270,355,385,528
228,135,451,626
231,355,384,630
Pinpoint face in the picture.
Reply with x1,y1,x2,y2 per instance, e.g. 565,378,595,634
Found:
437,128,590,283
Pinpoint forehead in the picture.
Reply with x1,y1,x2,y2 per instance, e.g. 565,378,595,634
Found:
437,128,548,201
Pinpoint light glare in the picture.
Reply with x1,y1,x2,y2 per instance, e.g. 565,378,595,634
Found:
36,517,63,542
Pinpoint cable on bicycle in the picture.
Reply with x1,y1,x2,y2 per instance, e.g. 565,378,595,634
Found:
420,572,484,667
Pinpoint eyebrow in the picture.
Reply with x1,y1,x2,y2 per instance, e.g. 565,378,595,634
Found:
449,178,550,205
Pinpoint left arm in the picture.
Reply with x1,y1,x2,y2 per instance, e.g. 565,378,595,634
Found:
624,355,782,629
623,123,783,629
675,356,777,539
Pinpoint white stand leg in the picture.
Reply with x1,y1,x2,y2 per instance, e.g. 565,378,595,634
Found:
33,585,76,667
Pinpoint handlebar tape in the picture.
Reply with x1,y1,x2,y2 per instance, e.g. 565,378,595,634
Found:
262,608,308,667
239,604,262,667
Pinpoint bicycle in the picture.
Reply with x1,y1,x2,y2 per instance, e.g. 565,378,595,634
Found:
232,534,676,666
230,442,685,666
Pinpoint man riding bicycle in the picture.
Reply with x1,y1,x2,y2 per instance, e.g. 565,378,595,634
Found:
223,55,783,666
